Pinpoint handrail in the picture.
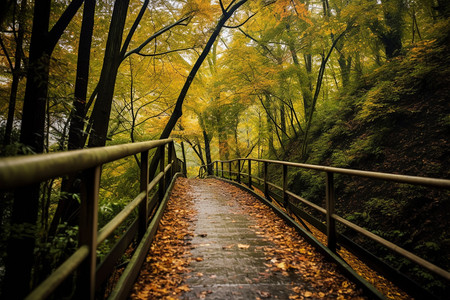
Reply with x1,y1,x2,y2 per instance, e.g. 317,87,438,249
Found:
0,138,187,300
206,158,450,188
200,158,450,298
0,139,172,189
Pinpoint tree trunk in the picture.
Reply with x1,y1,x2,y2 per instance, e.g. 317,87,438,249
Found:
68,0,96,150
264,92,276,157
3,1,51,296
4,1,83,296
3,0,26,146
203,130,213,175
370,0,404,58
88,0,130,148
50,0,97,236
217,111,230,160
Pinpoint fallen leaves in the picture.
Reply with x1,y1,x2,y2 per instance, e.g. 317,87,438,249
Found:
237,243,250,249
129,177,196,300
220,179,368,300
128,178,405,299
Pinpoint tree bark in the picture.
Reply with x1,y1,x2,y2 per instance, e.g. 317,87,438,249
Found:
68,0,96,150
3,2,83,297
88,0,130,148
3,8,50,300
203,130,213,175
50,0,97,236
3,0,26,146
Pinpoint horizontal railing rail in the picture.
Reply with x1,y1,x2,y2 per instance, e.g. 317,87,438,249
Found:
0,139,186,300
199,158,450,299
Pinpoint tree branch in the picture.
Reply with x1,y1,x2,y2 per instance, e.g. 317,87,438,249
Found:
135,47,194,57
122,14,193,60
120,0,149,59
224,12,257,29
47,0,84,52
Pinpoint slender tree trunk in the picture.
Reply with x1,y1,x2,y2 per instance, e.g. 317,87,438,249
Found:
4,1,83,296
217,112,230,160
88,0,130,148
3,1,51,296
3,0,26,146
264,92,276,157
280,103,287,145
203,130,213,175
50,0,97,235
68,0,96,150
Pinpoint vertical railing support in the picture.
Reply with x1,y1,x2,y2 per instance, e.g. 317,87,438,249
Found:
77,166,100,300
326,172,337,252
248,160,252,189
215,161,218,176
139,151,149,238
237,160,241,183
221,161,224,178
159,145,165,201
283,164,288,209
228,161,232,180
264,161,268,198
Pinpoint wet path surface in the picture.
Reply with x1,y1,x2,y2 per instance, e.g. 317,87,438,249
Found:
130,178,367,300
182,180,303,299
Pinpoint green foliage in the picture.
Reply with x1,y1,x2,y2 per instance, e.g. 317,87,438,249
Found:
35,223,78,268
284,18,450,297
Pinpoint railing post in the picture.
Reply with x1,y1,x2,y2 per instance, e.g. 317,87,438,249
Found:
283,164,288,209
159,145,165,201
221,161,224,178
237,160,241,183
228,161,232,180
248,160,252,189
215,161,218,176
326,172,337,252
139,151,149,238
77,166,100,300
264,161,268,198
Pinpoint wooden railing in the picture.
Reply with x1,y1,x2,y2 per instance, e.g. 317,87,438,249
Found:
200,158,450,299
0,139,186,300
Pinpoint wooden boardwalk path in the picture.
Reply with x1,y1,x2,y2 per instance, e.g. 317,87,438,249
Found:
129,178,367,299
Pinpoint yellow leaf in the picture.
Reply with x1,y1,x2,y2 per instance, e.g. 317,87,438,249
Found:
178,285,190,292
276,262,288,270
238,243,250,249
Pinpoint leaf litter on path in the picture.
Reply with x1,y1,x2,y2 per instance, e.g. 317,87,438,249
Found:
129,178,402,299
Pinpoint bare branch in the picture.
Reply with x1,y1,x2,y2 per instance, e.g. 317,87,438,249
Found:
219,0,227,15
136,47,195,57
224,12,257,29
257,94,291,139
123,14,193,60
0,36,13,70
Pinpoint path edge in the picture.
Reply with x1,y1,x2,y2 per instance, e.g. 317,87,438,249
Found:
108,172,186,300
